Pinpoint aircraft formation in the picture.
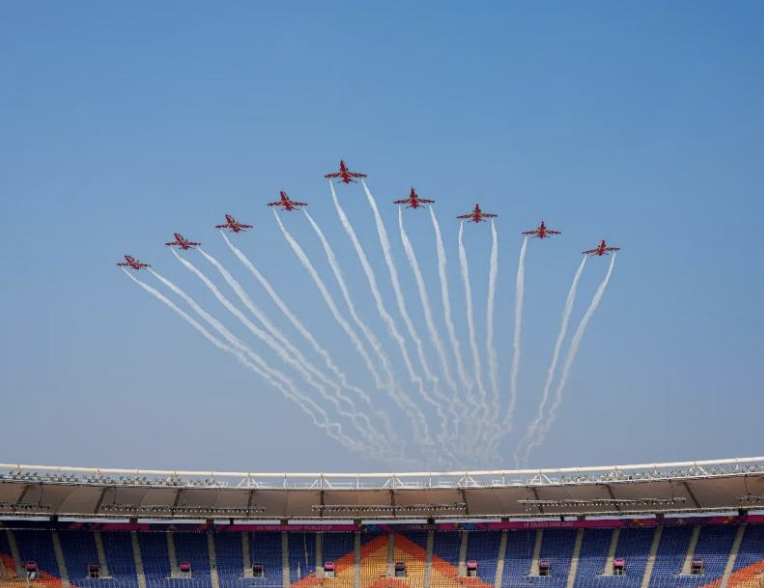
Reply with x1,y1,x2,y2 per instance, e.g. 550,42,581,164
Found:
118,160,619,269
118,159,620,469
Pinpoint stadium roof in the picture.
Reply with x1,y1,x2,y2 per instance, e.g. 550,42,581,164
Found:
2,457,764,520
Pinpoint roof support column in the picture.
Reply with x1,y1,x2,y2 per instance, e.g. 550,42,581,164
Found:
602,528,620,576
681,526,702,575
529,530,544,576
640,526,663,588
458,530,469,577
493,530,508,588
424,529,434,588
354,531,361,588
565,529,585,588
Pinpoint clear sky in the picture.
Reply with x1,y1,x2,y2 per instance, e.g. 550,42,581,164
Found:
1,1,762,473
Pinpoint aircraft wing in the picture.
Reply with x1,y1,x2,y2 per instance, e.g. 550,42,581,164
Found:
484,213,498,218
267,201,283,207
419,198,435,204
522,229,538,235
548,230,562,235
324,172,342,178
394,199,409,204
582,249,597,255
349,172,367,178
293,201,308,206
457,213,472,219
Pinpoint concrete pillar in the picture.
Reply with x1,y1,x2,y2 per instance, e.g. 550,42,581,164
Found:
354,532,361,588
565,529,584,588
281,533,291,588
493,531,508,588
681,526,702,575
529,530,544,576
93,531,112,577
6,529,25,578
316,534,324,578
167,532,181,578
458,531,469,577
386,534,395,577
639,526,663,588
602,528,621,576
130,532,148,588
207,532,220,588
720,525,747,588
51,530,71,588
242,532,252,578
424,529,435,588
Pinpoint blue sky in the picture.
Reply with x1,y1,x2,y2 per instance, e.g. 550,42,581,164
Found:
1,1,762,472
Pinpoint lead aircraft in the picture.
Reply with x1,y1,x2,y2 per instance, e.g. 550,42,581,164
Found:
394,187,435,209
268,191,308,211
324,160,367,184
457,204,497,223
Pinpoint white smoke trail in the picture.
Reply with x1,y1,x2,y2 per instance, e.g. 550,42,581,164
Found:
273,211,419,464
516,255,587,465
328,184,436,452
486,220,500,416
527,254,616,457
430,207,472,395
220,231,372,409
195,247,393,456
362,181,449,441
505,236,529,433
272,210,383,392
169,250,384,457
398,207,460,433
129,269,357,450
457,221,490,425
301,209,403,442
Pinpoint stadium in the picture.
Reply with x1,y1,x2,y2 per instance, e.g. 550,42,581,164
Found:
4,4,763,588
2,457,764,588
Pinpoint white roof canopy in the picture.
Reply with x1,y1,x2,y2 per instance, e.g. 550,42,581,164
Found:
2,456,763,520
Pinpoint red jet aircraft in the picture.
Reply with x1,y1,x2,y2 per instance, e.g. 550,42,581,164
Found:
457,204,498,223
165,233,200,250
394,187,435,209
324,160,367,184
523,220,561,239
216,214,253,233
583,240,621,256
117,255,150,270
268,191,308,211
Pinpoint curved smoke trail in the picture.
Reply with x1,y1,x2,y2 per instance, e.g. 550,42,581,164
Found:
527,254,616,457
330,181,436,452
195,247,392,456
301,209,403,443
430,207,472,396
273,211,410,462
272,211,384,390
486,221,500,417
516,255,587,465
362,181,449,443
505,236,528,434
398,207,460,438
457,222,490,424
220,231,373,409
132,269,358,451
170,250,386,457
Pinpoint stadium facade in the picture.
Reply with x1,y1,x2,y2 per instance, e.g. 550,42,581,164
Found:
1,457,764,588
